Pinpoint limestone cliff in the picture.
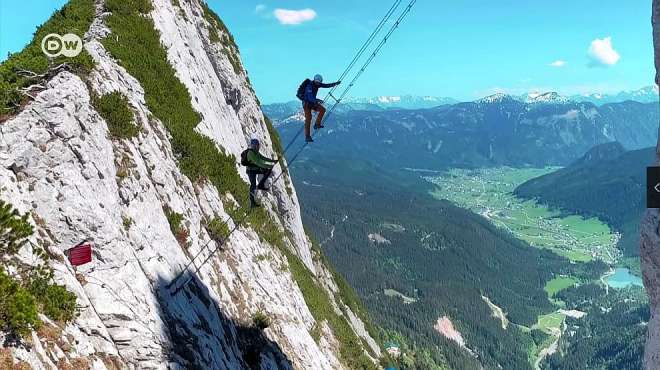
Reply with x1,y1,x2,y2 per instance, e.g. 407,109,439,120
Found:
642,1,660,369
0,0,379,368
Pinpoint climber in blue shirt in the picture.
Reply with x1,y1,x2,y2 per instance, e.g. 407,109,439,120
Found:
296,74,341,142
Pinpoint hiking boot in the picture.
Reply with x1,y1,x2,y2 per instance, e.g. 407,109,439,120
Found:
257,185,270,191
305,136,314,143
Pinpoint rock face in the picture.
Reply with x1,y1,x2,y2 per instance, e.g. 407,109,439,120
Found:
0,0,378,368
642,1,660,369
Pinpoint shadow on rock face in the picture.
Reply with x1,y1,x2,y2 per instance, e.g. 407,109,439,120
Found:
155,272,293,370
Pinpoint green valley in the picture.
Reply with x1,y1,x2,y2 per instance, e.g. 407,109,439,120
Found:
423,165,646,369
514,144,652,261
426,167,620,264
290,158,610,370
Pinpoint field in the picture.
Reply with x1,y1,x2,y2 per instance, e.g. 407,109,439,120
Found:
534,312,565,335
426,167,620,264
544,277,578,298
384,289,418,304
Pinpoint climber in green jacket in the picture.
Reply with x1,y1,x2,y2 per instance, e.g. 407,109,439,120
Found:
241,139,278,208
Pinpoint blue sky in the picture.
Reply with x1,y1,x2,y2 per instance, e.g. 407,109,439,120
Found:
2,0,655,103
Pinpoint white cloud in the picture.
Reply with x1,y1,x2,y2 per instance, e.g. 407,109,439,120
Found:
274,8,317,25
549,60,566,68
255,4,266,13
587,37,620,67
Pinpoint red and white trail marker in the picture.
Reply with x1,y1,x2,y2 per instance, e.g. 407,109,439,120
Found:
66,242,93,267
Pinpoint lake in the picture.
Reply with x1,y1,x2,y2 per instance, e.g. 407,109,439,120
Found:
605,268,644,289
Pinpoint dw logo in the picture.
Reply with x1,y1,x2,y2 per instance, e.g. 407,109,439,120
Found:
40,33,84,58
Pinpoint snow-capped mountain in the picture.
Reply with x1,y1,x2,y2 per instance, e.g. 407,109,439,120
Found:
520,92,571,104
263,95,458,125
345,95,458,109
476,92,570,105
571,86,659,105
476,93,518,104
276,97,658,170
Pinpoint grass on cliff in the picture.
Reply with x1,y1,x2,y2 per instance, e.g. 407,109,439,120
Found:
92,91,139,138
0,201,77,336
103,0,248,203
0,0,95,115
275,238,379,370
206,217,230,242
264,115,293,195
307,231,381,355
201,3,242,74
102,1,379,367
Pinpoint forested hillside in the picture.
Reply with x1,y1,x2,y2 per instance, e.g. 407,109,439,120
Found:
515,144,653,259
543,284,648,370
292,157,606,370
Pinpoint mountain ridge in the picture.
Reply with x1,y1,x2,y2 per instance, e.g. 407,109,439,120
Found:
263,86,658,120
571,86,659,105
275,99,657,171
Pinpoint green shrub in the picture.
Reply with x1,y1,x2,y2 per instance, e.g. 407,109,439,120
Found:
105,0,152,15
0,0,95,114
310,322,322,343
0,269,40,336
164,207,189,246
122,216,133,230
201,3,242,74
0,201,77,336
275,239,378,370
208,28,220,44
93,91,139,138
164,207,183,235
206,217,230,242
220,48,242,75
0,201,33,255
27,277,77,322
252,311,271,330
201,3,237,48
264,116,292,195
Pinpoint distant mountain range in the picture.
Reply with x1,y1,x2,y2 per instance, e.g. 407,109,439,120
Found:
517,86,659,105
263,100,381,125
519,92,571,104
275,98,658,169
570,86,659,105
344,95,458,109
263,95,457,125
508,86,659,105
264,87,658,123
